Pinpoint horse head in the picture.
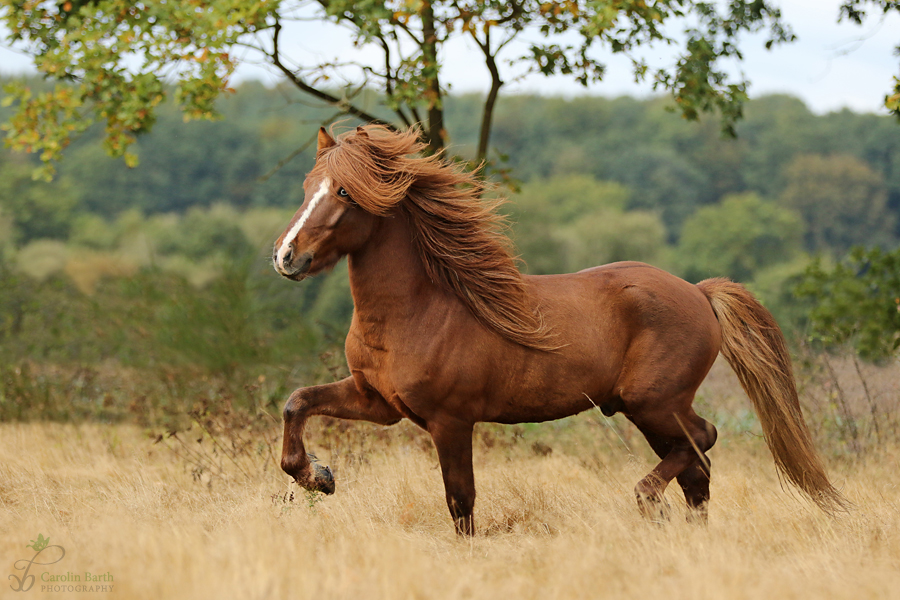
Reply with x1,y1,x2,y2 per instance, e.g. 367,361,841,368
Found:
273,127,384,281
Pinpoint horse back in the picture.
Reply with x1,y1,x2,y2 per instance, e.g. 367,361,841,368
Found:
532,261,718,341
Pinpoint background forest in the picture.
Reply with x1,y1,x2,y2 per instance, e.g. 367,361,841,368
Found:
1,77,899,428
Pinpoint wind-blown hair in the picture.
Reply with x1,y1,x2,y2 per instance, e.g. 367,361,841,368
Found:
317,125,556,351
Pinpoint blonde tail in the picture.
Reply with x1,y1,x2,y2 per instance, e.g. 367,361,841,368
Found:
697,278,848,513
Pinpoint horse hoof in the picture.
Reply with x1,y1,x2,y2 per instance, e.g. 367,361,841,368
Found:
289,453,335,495
312,463,335,495
636,492,670,524
686,504,709,525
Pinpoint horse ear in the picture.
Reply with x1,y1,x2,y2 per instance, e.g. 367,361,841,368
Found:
356,126,369,138
317,127,336,154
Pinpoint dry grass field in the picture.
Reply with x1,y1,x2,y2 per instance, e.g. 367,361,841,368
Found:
2,359,899,600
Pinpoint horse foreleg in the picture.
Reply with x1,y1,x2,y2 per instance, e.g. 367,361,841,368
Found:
429,419,476,536
281,376,402,494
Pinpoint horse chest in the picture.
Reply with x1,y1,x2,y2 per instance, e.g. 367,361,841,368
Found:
347,329,462,421
346,330,405,396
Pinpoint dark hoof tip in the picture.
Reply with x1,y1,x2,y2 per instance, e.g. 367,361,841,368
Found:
636,492,671,524
313,464,335,495
686,505,709,525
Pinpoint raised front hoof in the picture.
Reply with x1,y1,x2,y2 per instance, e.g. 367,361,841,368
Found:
284,454,336,495
636,491,671,524
309,463,335,495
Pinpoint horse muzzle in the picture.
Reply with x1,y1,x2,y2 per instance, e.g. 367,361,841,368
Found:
275,248,313,281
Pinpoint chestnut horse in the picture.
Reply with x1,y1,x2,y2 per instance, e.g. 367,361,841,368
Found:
273,125,846,535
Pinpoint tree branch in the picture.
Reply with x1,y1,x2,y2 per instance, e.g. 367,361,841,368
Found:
257,110,344,182
270,19,396,130
409,105,423,127
379,36,413,128
472,29,504,165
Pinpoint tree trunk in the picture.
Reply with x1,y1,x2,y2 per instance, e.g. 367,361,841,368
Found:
421,2,445,154
476,49,503,165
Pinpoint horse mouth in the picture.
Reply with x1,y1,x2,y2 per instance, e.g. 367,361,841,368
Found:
275,250,345,282
277,254,313,281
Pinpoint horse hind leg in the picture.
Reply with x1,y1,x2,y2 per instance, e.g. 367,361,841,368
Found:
677,458,713,524
632,411,717,524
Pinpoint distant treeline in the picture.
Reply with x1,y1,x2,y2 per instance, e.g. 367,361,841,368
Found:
2,78,899,375
2,78,898,241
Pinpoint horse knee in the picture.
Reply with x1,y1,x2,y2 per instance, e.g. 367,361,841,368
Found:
283,388,313,421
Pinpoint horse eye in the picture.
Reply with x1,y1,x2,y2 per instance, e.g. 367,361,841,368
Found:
338,187,349,197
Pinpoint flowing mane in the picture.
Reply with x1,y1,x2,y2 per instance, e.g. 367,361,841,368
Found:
317,125,556,351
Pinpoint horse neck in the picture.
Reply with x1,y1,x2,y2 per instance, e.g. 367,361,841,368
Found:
347,211,442,322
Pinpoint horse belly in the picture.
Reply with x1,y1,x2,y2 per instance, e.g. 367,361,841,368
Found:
483,344,623,424
487,391,598,424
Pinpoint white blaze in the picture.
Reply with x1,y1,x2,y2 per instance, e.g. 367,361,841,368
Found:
277,177,331,270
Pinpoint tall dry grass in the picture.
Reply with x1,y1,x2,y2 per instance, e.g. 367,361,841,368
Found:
2,387,899,600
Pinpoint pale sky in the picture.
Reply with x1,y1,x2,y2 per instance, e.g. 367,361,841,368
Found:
1,0,898,115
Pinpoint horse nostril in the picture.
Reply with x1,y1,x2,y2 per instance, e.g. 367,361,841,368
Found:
283,246,293,265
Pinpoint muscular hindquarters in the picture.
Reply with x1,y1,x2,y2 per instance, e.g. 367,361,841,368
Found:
600,264,722,421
